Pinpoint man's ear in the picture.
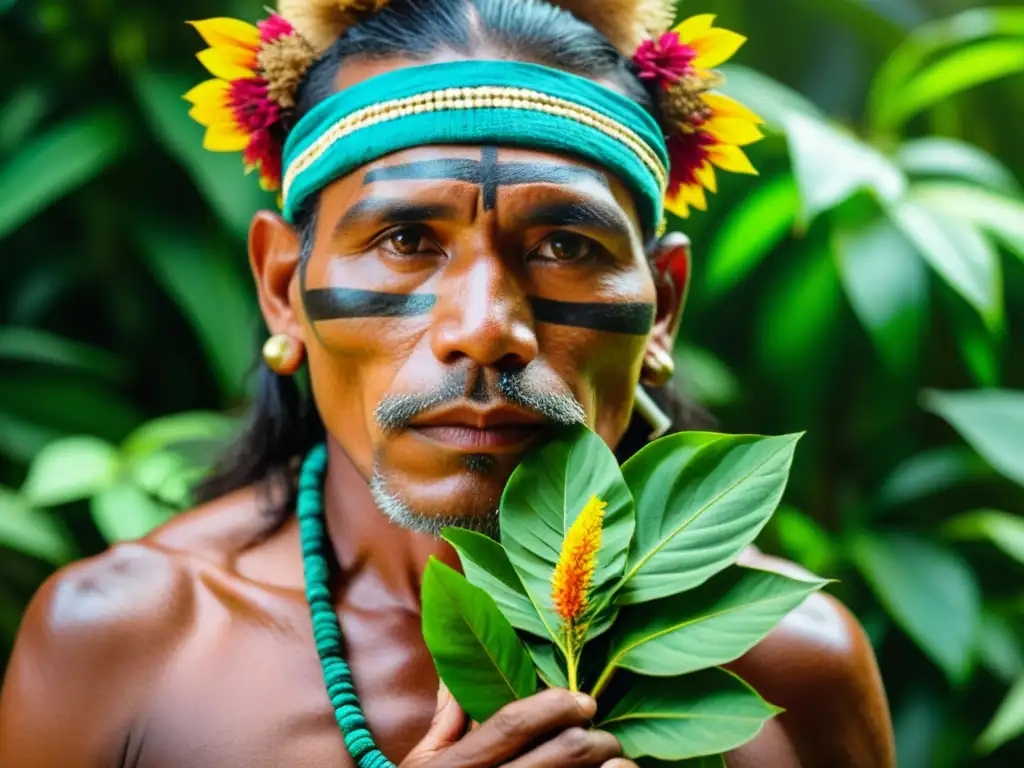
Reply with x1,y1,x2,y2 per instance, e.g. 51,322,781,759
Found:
249,210,304,338
649,231,692,354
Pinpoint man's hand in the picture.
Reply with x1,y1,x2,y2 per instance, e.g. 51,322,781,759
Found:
402,685,638,768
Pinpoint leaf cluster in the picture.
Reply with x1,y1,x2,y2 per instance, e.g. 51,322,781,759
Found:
422,425,826,762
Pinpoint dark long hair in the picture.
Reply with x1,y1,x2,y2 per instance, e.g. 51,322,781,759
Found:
193,0,715,520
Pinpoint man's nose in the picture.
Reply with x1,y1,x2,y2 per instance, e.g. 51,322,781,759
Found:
430,253,538,370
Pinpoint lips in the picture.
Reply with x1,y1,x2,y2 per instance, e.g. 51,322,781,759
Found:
408,405,550,452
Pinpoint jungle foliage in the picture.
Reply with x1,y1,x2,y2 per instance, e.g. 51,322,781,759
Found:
1,0,1023,765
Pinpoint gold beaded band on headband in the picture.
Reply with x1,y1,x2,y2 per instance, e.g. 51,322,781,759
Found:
282,85,669,203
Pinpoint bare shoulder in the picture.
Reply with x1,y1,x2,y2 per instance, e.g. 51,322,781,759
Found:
726,548,896,768
0,487,271,766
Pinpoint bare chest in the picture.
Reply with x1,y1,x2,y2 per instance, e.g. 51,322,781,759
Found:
131,591,437,768
127,581,800,768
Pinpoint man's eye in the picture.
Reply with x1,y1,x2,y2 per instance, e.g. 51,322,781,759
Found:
534,233,598,263
382,226,433,257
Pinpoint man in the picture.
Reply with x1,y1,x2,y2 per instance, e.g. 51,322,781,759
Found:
0,1,895,765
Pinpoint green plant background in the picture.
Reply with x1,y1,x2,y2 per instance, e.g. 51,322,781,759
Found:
1,0,1023,765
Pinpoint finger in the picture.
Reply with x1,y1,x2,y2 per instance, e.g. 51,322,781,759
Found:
444,689,597,767
506,727,622,768
403,683,466,763
601,760,640,768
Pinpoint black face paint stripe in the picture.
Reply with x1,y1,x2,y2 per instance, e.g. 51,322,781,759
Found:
363,158,607,191
336,200,459,232
495,164,608,188
363,160,483,185
481,147,499,211
529,297,655,335
514,201,631,235
304,288,436,320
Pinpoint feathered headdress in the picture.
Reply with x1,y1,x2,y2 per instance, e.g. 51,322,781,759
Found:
184,0,763,218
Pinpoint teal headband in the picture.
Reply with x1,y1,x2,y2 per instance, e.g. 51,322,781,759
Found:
281,60,670,233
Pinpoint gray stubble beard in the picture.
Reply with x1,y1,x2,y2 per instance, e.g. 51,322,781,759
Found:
369,470,501,540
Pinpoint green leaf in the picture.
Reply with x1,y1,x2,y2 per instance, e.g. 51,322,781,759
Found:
870,7,1024,132
977,674,1024,755
524,638,569,688
134,225,258,400
891,198,1001,328
886,40,1024,130
0,487,77,565
618,432,801,605
718,64,826,132
421,559,536,723
501,425,635,642
896,138,1021,197
22,436,120,507
923,389,1024,488
674,344,741,409
606,567,826,678
833,212,928,379
0,85,51,154
756,237,843,378
442,527,547,638
0,411,64,464
121,411,238,457
851,533,980,684
774,506,837,575
0,326,129,383
90,483,174,543
0,372,143,445
784,112,906,224
944,510,1024,566
599,668,781,760
908,183,1024,262
0,107,130,240
704,175,799,298
878,446,992,508
977,610,1024,684
130,69,274,239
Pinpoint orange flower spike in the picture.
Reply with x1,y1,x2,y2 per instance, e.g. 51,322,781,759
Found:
551,495,607,623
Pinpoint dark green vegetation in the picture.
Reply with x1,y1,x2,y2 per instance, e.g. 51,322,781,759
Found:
1,0,1022,765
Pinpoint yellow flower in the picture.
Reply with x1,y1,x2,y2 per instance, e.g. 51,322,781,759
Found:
183,16,294,191
636,15,765,219
184,19,261,152
551,495,607,624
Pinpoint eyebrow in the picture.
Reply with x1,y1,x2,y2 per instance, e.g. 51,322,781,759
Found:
335,199,460,234
364,159,608,188
512,200,633,238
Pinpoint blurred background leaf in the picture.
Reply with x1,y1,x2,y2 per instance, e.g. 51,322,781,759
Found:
1,0,1023,764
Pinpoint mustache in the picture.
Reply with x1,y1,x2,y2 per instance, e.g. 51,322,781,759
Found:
374,369,586,433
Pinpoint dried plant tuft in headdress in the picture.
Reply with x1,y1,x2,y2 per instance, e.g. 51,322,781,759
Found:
278,0,392,54
549,0,676,53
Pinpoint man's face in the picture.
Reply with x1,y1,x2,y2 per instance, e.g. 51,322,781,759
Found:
259,57,674,536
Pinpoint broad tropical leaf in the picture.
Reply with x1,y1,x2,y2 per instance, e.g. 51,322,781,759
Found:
0,487,77,565
618,433,801,605
924,390,1024,488
852,533,980,685
606,567,826,677
442,527,548,638
501,425,634,643
599,668,781,760
834,211,928,379
90,483,174,543
524,638,569,689
22,436,120,507
421,559,536,723
977,674,1024,755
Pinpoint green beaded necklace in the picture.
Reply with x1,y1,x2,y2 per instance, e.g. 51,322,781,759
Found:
298,443,396,768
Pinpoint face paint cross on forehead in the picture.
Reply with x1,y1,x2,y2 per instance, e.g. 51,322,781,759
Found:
295,139,658,536
303,145,656,335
